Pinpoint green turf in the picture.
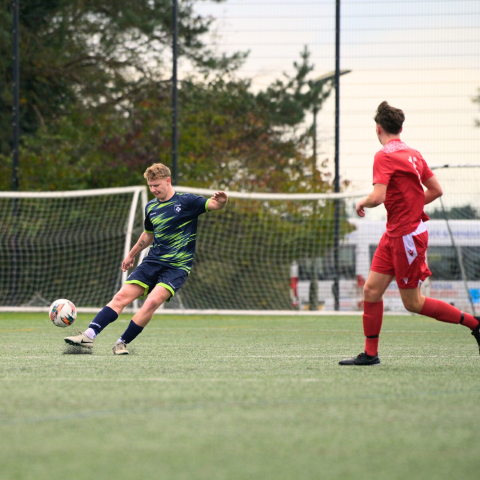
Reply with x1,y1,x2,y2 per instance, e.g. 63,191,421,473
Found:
1,312,480,480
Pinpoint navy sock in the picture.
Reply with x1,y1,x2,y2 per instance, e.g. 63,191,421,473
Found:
89,306,118,335
120,320,144,344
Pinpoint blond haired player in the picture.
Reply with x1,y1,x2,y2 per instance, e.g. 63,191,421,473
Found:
65,163,228,354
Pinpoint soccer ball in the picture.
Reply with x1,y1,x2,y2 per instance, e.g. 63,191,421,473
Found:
49,299,77,327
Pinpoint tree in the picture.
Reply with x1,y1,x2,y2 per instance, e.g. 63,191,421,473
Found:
0,45,335,193
0,0,243,156
0,0,336,196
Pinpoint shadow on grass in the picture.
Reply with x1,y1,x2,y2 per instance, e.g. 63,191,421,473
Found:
63,346,93,355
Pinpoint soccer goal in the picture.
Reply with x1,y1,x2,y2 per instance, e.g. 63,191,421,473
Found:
0,186,370,314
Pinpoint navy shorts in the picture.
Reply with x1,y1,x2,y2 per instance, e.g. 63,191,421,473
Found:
125,260,188,300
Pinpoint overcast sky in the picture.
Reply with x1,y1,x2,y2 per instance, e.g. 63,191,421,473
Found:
191,0,480,215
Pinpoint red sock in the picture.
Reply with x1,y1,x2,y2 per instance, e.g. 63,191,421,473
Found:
363,300,384,356
420,297,479,330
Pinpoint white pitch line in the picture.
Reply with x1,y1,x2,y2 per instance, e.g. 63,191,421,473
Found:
218,355,479,358
0,377,327,382
380,355,479,358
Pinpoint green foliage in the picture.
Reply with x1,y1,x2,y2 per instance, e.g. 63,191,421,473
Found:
1,47,333,193
1,0,338,194
0,0,237,155
257,47,333,128
178,75,330,192
0,1,353,312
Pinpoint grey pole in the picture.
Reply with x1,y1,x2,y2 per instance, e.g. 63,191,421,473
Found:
333,0,341,311
171,0,179,185
11,0,20,305
12,0,20,191
309,106,319,310
313,106,317,177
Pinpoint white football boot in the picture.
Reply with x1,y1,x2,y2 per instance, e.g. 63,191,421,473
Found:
64,331,95,348
112,341,129,355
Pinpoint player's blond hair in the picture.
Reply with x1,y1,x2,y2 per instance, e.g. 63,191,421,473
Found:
374,101,405,134
144,163,171,181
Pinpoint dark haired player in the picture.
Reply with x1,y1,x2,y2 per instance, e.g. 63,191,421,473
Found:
339,101,480,365
65,163,228,355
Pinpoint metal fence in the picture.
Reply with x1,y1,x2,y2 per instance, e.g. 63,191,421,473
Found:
193,0,480,214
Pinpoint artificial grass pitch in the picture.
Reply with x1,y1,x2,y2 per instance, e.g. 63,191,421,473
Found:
1,312,480,480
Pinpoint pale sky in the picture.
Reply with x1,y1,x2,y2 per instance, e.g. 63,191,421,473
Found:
191,0,480,216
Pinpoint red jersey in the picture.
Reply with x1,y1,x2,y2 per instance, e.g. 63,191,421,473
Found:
373,139,433,237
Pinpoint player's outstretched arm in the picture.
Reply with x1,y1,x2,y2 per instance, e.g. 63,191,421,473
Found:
355,183,387,217
207,191,228,211
423,175,443,205
122,232,154,272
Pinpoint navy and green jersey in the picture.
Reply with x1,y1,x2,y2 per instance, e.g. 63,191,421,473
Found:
143,192,210,273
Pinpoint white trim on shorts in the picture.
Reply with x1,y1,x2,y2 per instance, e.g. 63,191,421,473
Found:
402,220,427,266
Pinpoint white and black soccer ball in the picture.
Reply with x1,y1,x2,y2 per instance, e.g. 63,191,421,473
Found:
49,299,77,327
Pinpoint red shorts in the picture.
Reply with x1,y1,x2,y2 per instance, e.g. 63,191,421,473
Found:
370,223,432,289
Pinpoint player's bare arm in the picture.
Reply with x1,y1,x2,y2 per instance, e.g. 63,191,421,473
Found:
355,183,387,217
122,231,154,272
422,175,443,205
207,191,228,211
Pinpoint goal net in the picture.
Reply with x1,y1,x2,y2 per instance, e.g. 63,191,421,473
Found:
421,165,480,315
0,187,147,311
1,167,478,315
170,167,480,314
164,188,369,313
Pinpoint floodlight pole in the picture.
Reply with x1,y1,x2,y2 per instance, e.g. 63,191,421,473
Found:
309,105,319,310
171,0,179,185
333,0,342,311
12,0,20,191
